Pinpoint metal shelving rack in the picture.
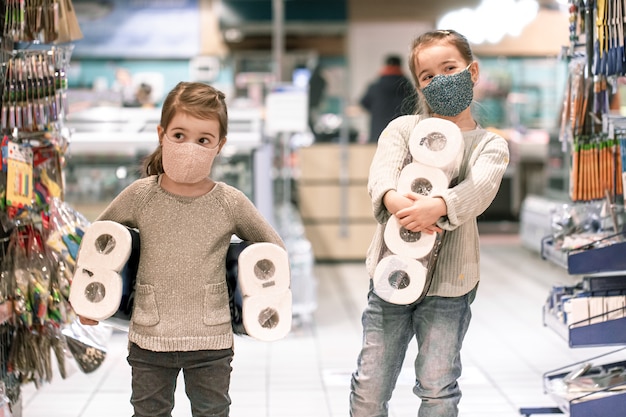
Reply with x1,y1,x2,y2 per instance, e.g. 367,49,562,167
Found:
520,236,626,416
520,1,626,413
539,352,626,417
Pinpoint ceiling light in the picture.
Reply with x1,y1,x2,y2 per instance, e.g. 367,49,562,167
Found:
437,0,539,44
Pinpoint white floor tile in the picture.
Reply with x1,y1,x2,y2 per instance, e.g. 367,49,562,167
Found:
15,231,626,416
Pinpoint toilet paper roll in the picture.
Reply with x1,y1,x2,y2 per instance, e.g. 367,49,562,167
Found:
397,162,449,196
69,265,123,322
77,221,134,272
238,242,290,297
373,255,427,305
383,215,436,259
242,290,292,341
409,118,463,172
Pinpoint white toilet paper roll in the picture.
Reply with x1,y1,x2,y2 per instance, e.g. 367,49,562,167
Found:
242,290,292,341
69,265,123,322
397,162,449,196
383,215,436,259
77,221,134,272
409,118,463,171
238,242,290,297
373,255,427,305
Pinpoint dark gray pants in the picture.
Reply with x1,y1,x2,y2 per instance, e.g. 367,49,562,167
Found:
127,343,233,417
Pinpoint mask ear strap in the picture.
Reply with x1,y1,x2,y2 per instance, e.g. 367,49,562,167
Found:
467,62,479,82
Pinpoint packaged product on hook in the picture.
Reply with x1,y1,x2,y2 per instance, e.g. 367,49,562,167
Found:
57,0,84,43
0,381,13,417
61,318,111,374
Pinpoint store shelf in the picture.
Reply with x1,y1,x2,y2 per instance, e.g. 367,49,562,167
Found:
540,236,568,270
536,235,626,415
541,235,626,275
543,358,626,417
543,305,626,348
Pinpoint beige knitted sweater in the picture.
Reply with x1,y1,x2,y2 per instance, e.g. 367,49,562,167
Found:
96,175,284,352
366,115,510,297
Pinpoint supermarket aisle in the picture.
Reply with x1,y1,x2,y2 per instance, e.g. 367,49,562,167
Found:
18,232,624,416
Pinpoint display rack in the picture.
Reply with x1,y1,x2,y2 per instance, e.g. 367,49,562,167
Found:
537,349,626,417
520,1,626,413
520,234,626,416
0,1,86,415
541,234,626,275
542,304,626,347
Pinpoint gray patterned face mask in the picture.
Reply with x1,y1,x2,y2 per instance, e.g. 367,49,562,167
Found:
421,65,474,117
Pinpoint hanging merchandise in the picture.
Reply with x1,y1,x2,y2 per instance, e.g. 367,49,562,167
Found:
560,56,589,144
558,1,626,204
0,380,12,417
3,226,72,385
3,0,83,44
60,319,109,374
570,133,623,202
0,2,103,414
568,1,580,52
0,47,71,133
526,2,626,415
57,0,83,44
592,0,626,77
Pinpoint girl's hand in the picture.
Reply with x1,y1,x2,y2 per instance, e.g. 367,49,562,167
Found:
78,315,99,326
395,193,446,233
383,190,413,214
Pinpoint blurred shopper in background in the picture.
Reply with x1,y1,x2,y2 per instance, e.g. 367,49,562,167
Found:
360,54,415,143
308,63,328,141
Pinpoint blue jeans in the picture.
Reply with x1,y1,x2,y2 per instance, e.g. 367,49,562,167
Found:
127,343,233,417
349,283,476,417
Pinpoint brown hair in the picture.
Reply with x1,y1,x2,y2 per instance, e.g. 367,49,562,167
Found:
408,29,474,114
143,82,228,176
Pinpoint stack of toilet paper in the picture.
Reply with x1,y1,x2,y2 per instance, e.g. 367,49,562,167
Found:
237,242,292,342
69,221,138,327
374,118,463,305
69,221,292,341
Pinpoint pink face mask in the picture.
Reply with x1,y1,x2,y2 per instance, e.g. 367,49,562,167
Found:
161,135,220,184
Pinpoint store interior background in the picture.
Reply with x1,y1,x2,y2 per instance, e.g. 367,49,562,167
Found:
7,1,626,416
62,0,579,263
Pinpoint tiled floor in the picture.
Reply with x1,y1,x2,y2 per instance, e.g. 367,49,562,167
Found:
17,231,626,416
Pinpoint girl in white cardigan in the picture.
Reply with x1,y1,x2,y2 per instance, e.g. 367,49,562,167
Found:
350,29,510,417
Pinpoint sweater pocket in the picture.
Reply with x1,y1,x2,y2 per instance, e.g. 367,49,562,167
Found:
203,281,231,326
132,284,160,327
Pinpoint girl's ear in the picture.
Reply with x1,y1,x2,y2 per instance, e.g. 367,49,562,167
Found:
217,136,228,154
469,61,480,84
157,125,165,145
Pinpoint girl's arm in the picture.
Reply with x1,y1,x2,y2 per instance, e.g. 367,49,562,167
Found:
368,116,417,224
232,190,285,249
95,181,141,227
433,133,509,230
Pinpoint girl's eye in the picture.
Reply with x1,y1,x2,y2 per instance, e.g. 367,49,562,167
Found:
173,133,184,141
